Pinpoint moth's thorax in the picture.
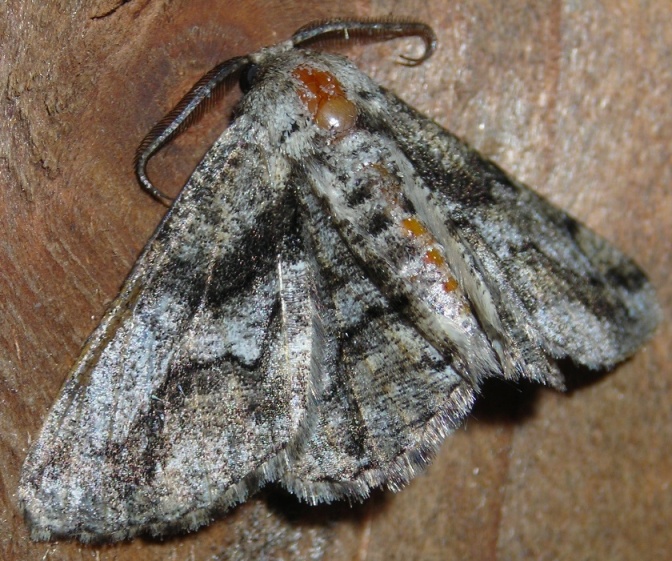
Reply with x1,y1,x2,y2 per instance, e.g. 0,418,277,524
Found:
249,50,475,333
241,51,373,148
291,65,358,136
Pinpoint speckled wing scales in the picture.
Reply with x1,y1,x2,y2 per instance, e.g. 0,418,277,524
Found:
280,51,658,501
19,118,318,542
19,19,660,544
367,87,659,383
281,183,475,503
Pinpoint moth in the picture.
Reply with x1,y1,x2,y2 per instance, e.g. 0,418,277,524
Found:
19,19,659,543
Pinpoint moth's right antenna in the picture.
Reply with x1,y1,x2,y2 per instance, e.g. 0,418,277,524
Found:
291,18,437,66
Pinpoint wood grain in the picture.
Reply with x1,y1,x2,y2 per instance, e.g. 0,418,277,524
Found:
1,1,670,559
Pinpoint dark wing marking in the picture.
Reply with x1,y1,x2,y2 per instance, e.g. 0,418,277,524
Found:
281,181,474,502
362,88,658,385
19,117,316,542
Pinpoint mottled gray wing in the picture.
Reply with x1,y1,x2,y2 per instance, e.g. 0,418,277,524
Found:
19,116,316,542
280,181,475,503
374,90,658,385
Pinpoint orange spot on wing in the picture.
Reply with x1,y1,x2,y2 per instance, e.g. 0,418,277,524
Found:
424,247,445,267
443,278,459,292
401,217,428,237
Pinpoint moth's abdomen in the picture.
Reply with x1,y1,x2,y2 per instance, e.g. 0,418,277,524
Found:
295,86,502,383
289,60,464,308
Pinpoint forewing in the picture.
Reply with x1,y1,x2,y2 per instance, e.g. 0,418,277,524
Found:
19,117,315,542
281,176,475,503
368,89,658,381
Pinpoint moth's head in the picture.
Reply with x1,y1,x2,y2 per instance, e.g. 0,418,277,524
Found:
135,19,432,202
237,49,374,140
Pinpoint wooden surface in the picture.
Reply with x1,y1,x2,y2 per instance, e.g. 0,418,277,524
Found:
1,1,670,559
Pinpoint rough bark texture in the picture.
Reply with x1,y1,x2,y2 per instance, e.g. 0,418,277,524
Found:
1,1,670,559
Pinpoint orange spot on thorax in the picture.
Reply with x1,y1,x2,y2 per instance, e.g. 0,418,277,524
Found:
292,66,346,115
292,65,357,134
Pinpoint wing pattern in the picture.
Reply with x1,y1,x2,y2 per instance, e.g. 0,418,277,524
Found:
19,39,658,543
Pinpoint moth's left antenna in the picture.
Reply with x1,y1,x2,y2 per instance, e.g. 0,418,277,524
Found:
135,56,249,203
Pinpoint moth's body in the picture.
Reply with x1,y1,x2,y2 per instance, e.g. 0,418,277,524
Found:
19,21,658,542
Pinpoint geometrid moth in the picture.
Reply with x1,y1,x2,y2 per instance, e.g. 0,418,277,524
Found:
19,19,659,542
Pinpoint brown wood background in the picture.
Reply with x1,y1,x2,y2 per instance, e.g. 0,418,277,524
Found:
1,1,670,559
